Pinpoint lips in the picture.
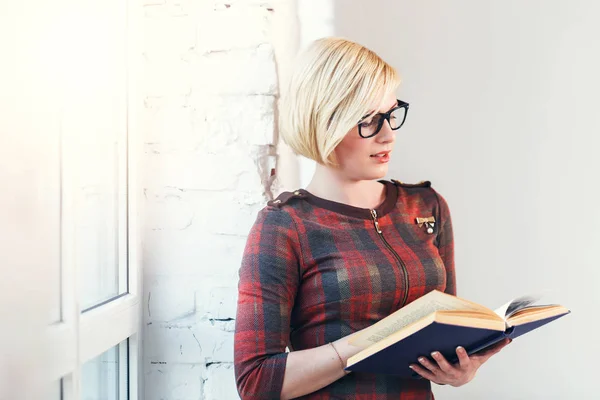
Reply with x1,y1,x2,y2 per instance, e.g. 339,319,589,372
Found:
370,150,391,164
370,151,391,158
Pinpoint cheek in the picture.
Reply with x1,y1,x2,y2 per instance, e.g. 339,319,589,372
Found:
335,137,369,167
335,127,371,162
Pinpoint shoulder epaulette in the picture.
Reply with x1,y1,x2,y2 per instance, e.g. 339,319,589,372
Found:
391,179,431,188
267,189,306,208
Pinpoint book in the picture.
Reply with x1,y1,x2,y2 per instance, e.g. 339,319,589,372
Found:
344,290,570,377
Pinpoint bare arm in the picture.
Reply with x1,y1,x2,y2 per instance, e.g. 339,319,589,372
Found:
281,332,362,399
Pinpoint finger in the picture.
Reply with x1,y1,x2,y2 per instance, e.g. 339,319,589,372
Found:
455,346,471,370
430,351,455,374
409,364,439,383
417,356,440,374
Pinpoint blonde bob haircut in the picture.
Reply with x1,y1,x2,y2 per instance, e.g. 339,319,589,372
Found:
279,37,401,166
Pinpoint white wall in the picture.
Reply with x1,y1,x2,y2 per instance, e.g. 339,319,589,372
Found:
141,0,297,398
295,0,334,187
0,4,61,388
333,0,600,398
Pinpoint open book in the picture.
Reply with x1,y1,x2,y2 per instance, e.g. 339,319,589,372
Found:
345,290,570,377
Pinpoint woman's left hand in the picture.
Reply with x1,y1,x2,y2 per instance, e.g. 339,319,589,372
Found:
409,338,511,387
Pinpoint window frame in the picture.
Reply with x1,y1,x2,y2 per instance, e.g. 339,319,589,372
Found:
42,0,143,398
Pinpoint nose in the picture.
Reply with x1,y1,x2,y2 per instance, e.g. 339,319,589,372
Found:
375,119,396,144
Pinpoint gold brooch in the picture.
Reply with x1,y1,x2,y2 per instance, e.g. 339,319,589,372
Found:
416,216,436,234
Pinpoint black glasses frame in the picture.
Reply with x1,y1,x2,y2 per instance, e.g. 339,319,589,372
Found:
357,99,410,138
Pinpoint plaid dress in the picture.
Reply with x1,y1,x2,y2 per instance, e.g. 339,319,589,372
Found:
234,179,455,399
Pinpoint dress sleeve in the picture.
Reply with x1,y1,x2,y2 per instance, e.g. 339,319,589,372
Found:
234,207,301,400
434,190,456,296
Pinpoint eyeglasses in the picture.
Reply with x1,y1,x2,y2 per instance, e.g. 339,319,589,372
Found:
357,99,409,138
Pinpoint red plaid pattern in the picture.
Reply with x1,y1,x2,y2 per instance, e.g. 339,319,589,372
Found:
235,180,455,399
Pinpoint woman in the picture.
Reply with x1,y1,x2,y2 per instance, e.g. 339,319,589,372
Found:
234,37,509,399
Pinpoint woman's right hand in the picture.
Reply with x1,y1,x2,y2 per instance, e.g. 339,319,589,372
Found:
409,338,512,387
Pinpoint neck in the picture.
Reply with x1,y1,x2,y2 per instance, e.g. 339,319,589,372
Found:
305,164,385,209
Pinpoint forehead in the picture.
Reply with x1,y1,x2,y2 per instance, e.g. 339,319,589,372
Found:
368,93,398,113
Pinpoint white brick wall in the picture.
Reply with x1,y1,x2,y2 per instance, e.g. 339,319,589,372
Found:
142,1,295,398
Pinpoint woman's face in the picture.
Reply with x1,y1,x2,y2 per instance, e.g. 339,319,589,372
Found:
334,92,399,181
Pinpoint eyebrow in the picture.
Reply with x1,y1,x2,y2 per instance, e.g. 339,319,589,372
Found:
361,101,398,120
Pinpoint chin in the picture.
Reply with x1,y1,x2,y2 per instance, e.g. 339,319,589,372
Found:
359,166,389,181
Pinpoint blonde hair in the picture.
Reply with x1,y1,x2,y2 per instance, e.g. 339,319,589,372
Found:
279,37,401,166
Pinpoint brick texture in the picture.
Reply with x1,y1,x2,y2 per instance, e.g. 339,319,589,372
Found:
142,1,290,398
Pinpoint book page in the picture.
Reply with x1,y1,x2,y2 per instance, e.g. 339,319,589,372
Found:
493,294,543,320
506,305,569,326
349,290,486,348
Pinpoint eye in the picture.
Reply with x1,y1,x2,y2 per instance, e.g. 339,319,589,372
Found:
359,119,376,128
359,114,382,128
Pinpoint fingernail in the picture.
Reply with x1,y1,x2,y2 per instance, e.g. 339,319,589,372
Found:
418,357,425,362
409,365,415,369
431,352,439,358
456,346,464,352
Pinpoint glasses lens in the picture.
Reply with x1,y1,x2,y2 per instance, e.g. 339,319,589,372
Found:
359,114,383,137
389,107,407,129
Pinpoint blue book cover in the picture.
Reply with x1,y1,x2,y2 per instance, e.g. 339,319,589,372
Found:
344,291,570,377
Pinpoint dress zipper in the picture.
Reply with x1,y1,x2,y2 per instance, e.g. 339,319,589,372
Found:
370,209,410,308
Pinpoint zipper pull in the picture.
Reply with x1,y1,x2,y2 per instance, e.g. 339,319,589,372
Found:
370,209,382,234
